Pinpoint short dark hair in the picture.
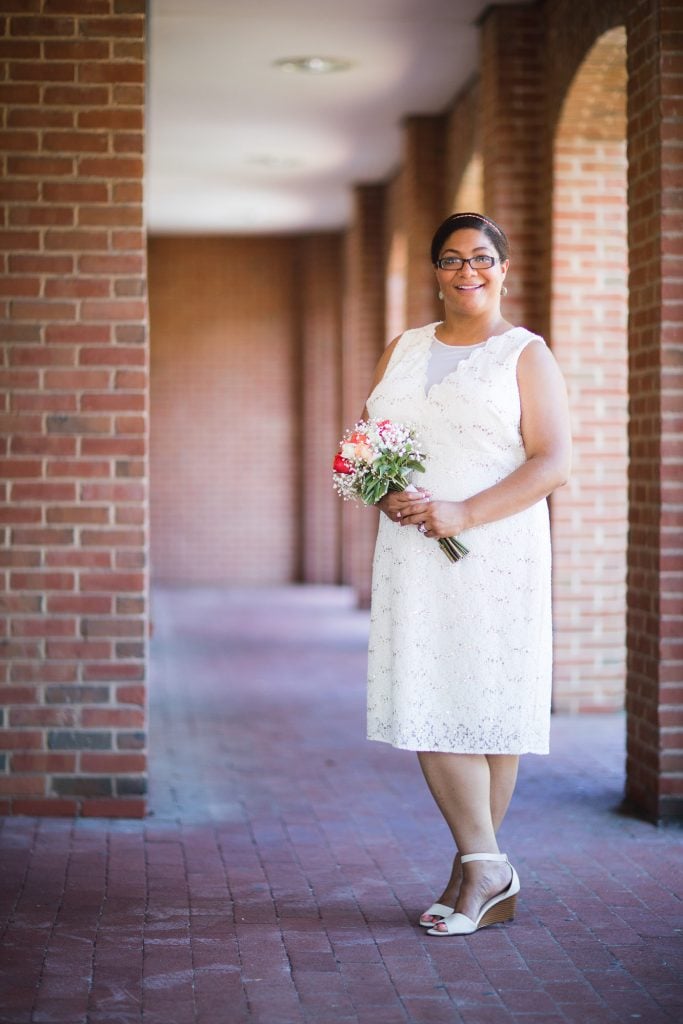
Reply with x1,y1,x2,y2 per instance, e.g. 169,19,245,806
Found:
431,212,510,264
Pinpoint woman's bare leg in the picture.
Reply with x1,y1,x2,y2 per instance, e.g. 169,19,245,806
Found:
417,751,519,925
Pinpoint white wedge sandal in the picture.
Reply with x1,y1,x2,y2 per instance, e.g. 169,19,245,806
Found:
427,853,520,936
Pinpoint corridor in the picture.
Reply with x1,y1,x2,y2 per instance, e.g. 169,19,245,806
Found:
1,587,681,1023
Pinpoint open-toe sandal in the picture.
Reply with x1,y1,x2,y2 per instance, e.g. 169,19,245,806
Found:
418,902,454,928
427,853,520,937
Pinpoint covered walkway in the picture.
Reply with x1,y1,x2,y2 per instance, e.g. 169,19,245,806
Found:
1,588,681,1023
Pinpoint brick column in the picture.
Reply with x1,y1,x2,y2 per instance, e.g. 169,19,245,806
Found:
341,185,386,606
299,233,343,585
624,0,683,821
402,116,447,328
480,4,546,333
0,1,149,817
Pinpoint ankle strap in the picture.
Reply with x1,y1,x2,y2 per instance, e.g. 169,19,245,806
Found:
460,852,508,864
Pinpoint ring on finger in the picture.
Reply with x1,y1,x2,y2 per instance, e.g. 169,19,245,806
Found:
418,522,427,534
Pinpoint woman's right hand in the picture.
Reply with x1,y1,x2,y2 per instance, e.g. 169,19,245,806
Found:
377,489,431,524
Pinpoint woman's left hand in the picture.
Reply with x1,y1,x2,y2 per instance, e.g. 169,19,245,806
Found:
398,497,471,539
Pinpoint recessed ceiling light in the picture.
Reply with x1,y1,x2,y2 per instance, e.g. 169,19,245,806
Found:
273,56,354,75
247,154,302,170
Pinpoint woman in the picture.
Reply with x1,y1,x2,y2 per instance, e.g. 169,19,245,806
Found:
362,212,571,936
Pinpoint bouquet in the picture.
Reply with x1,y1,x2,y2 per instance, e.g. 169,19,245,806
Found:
332,418,468,563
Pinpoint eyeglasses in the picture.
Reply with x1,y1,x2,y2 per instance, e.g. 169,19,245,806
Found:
435,255,498,271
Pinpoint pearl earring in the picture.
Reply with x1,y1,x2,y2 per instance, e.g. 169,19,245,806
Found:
438,290,444,300
501,285,508,297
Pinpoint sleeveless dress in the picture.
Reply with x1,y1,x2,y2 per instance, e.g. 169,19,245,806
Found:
366,323,553,755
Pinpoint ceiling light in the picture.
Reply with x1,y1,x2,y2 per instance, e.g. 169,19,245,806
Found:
273,56,353,75
247,154,302,170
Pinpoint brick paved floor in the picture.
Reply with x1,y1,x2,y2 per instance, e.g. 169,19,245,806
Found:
1,585,682,1024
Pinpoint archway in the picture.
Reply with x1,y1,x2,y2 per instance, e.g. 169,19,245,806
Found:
551,28,628,713
453,151,484,214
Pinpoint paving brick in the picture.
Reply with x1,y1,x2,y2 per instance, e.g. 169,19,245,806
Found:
1,587,683,1024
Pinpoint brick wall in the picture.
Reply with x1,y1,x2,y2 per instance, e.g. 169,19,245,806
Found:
1,0,148,817
624,0,683,821
148,236,300,585
148,234,343,587
550,28,629,712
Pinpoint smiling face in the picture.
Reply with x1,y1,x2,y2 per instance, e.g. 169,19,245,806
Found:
435,227,509,314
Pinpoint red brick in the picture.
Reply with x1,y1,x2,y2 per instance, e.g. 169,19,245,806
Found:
44,278,110,299
11,753,76,772
78,254,144,274
0,181,40,201
44,369,111,389
12,526,74,544
82,529,143,546
45,640,111,660
81,752,145,772
0,686,39,704
9,61,76,83
80,483,143,502
47,595,112,614
9,704,75,729
82,707,144,728
78,108,143,131
46,506,109,525
83,662,144,682
11,300,76,321
8,109,73,129
81,797,145,818
0,730,44,750
12,798,78,816
43,130,109,154
0,458,42,478
116,684,145,704
0,83,41,104
11,618,77,638
10,481,76,501
45,325,111,344
80,572,143,592
43,182,109,203
0,229,40,250
9,253,73,273
43,84,108,105
77,156,143,179
10,205,74,228
44,39,109,61
0,549,41,568
44,229,108,251
0,128,39,151
79,345,145,366
10,572,74,591
0,777,46,796
47,459,111,478
9,16,75,36
9,348,76,370
45,549,111,569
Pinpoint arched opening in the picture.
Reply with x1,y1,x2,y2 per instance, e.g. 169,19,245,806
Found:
453,151,484,214
386,231,408,344
551,27,628,712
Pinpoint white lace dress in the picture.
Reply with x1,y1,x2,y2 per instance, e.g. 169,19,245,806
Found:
366,323,553,755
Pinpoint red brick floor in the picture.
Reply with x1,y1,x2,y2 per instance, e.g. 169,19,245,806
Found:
1,586,682,1024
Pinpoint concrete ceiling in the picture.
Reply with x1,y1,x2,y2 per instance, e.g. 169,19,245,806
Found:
147,0,529,234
